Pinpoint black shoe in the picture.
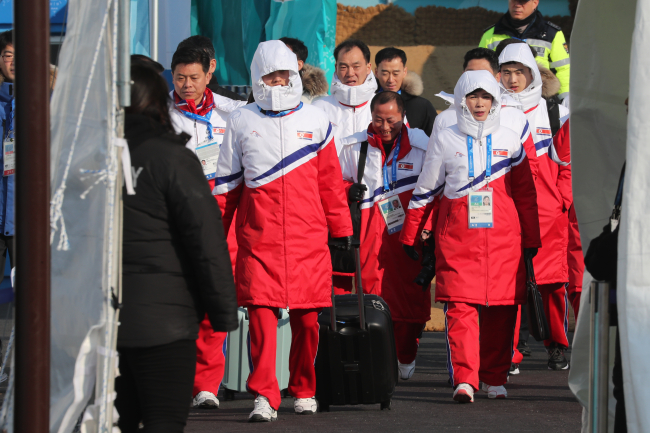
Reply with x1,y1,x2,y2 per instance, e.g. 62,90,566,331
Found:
547,345,569,370
509,363,520,375
517,340,532,357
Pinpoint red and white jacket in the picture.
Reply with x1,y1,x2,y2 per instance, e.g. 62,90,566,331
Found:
213,40,352,309
400,71,541,306
170,91,246,154
499,43,571,285
339,124,430,323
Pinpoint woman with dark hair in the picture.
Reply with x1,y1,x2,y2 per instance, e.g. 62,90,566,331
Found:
114,64,238,432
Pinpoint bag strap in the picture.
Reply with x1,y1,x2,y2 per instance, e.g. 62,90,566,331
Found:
525,257,536,285
357,141,368,183
547,96,561,137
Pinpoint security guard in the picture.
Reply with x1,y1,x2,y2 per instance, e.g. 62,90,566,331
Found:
479,0,570,100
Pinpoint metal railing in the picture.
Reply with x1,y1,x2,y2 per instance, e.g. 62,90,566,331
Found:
588,280,610,433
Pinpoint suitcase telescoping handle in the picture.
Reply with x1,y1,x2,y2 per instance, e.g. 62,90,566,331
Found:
330,246,366,332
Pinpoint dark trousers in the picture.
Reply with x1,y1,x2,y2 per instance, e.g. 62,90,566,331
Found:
115,339,197,433
0,234,14,285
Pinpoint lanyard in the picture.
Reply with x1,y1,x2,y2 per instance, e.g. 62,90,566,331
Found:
179,109,213,141
466,134,491,188
5,98,14,139
258,102,303,118
382,132,401,192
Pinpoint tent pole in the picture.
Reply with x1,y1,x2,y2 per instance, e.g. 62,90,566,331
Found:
14,0,51,431
151,0,159,61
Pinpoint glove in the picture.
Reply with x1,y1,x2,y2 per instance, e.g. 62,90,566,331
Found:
348,183,367,202
402,244,419,261
331,236,352,251
524,247,538,261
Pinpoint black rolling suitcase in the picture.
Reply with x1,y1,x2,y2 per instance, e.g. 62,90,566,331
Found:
315,247,398,412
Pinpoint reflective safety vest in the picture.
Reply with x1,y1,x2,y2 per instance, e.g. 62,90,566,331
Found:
479,13,570,99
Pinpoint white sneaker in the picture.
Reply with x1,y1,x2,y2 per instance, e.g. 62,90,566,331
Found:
398,360,416,380
192,391,219,409
248,395,277,422
481,382,507,399
294,397,317,415
452,383,474,403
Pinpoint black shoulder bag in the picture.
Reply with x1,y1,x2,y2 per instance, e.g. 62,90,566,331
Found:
525,257,551,341
329,141,368,273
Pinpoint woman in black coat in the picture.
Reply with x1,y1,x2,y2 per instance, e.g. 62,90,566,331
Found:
114,64,238,433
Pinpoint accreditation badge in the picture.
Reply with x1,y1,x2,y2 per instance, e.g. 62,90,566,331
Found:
3,134,15,177
195,141,219,180
378,194,406,235
468,188,493,228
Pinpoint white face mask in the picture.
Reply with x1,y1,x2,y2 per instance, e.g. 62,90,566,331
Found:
330,70,378,106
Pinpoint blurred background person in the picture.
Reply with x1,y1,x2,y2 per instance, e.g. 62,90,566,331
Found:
280,36,329,104
374,47,437,136
479,0,570,100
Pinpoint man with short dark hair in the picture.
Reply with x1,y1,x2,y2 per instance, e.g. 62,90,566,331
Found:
338,91,430,381
0,30,15,297
479,0,570,100
177,35,245,102
168,45,246,410
280,37,328,104
374,47,437,136
313,39,377,155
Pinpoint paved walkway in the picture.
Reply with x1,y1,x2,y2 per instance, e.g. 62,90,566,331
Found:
186,332,581,432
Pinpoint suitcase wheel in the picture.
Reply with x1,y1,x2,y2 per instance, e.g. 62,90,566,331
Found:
380,400,391,411
224,389,236,401
318,402,330,412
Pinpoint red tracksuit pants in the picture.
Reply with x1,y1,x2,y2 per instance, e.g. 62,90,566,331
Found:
333,276,424,365
247,306,320,410
444,302,517,391
512,282,569,363
194,315,227,397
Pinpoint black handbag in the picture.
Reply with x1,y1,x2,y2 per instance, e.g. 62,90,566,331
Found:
525,257,551,341
329,141,368,273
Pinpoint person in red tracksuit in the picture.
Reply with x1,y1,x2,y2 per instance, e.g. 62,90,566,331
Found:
498,42,576,371
338,91,431,381
213,40,352,422
400,70,540,403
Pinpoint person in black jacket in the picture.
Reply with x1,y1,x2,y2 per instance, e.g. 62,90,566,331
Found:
374,47,437,136
115,64,238,433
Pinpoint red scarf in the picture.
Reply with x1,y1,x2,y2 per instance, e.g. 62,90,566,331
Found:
173,88,214,116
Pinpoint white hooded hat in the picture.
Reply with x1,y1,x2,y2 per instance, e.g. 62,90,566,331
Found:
498,43,543,112
251,40,303,111
330,68,378,106
454,70,501,140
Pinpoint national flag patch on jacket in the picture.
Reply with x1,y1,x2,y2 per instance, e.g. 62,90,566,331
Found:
492,149,508,157
536,127,552,136
397,162,414,171
213,127,226,135
297,131,313,140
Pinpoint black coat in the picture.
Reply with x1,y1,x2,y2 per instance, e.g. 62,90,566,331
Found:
401,91,437,137
119,114,238,347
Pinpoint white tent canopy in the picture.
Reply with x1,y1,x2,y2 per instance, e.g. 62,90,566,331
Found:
570,0,650,432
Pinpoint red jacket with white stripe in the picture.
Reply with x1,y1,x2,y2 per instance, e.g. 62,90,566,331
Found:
500,43,573,285
213,42,351,309
339,124,431,323
400,71,541,306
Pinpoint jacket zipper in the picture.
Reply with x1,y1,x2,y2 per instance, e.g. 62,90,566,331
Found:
194,120,198,148
477,131,489,307
280,116,289,308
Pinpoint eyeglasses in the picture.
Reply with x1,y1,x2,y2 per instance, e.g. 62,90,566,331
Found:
2,53,13,62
